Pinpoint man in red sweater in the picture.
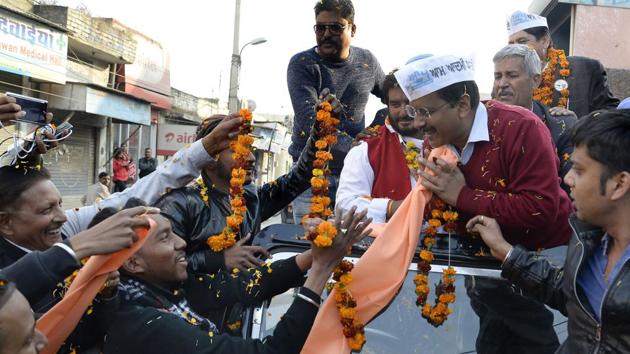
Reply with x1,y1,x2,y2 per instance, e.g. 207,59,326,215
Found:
395,54,573,353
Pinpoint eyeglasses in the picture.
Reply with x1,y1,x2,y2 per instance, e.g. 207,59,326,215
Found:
313,23,347,35
405,101,451,119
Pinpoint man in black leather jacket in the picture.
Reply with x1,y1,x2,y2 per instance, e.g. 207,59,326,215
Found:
156,116,317,276
468,109,630,354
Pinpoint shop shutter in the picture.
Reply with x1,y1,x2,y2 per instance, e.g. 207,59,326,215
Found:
45,125,96,204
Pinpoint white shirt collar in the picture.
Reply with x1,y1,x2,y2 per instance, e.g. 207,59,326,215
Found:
3,237,32,254
447,103,489,164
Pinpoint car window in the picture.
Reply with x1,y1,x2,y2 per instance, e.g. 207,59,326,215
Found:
251,253,568,354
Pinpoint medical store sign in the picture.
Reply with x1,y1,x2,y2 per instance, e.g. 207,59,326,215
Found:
0,9,68,84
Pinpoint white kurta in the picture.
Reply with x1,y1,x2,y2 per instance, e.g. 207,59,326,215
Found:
335,125,423,223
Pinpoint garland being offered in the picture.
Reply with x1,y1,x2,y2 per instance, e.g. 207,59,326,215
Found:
205,108,254,252
303,101,366,351
533,47,570,108
414,197,458,327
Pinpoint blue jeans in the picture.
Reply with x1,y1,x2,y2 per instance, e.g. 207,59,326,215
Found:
292,173,339,224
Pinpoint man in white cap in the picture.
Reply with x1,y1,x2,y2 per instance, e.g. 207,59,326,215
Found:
507,10,619,118
395,53,573,353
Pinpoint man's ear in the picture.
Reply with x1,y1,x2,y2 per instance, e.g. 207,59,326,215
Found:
610,171,630,202
532,73,542,88
0,211,14,237
457,94,473,118
350,23,356,37
122,254,146,275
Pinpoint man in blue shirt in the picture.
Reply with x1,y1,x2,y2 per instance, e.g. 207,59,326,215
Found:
287,0,384,223
467,109,630,353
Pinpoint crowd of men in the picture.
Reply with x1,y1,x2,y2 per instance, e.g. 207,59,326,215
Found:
0,0,628,353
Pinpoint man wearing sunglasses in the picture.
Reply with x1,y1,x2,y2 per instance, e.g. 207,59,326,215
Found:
396,54,573,353
287,0,384,224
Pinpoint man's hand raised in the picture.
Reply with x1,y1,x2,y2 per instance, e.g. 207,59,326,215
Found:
224,234,271,271
201,113,243,158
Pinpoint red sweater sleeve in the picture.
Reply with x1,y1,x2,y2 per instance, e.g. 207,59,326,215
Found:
456,113,563,229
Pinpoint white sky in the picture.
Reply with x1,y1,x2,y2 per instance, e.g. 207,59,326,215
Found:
57,0,532,124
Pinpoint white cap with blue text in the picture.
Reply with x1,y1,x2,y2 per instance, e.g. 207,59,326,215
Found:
507,10,548,36
394,54,475,102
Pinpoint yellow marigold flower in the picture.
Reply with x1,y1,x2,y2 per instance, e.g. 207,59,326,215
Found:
313,235,332,248
312,168,324,177
431,209,442,219
423,237,436,247
227,320,242,331
428,218,442,228
420,250,434,262
339,307,356,319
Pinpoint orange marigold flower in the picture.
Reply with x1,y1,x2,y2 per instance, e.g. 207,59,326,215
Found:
311,177,325,189
238,134,254,145
442,211,459,223
239,108,253,119
415,284,430,295
420,250,434,262
423,236,436,248
443,266,457,276
559,69,570,77
315,139,328,150
414,274,428,284
310,203,324,214
232,168,246,178
226,215,243,228
320,101,333,112
324,134,337,145
433,198,446,209
340,273,352,285
431,209,442,219
422,303,432,317
315,151,333,161
313,235,332,248
339,307,356,319
428,219,442,228
439,293,456,304
316,109,332,121
317,221,337,238
348,332,366,351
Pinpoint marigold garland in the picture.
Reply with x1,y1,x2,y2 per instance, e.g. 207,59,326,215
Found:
204,108,254,252
533,47,570,108
304,101,339,247
404,141,422,172
333,260,365,351
414,197,458,327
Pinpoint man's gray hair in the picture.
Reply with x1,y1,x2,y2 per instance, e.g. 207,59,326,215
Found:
493,44,541,77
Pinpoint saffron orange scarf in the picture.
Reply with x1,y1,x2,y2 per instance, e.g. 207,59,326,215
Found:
36,218,156,354
302,146,457,353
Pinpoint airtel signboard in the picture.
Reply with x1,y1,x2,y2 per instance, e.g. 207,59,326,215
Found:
157,124,197,156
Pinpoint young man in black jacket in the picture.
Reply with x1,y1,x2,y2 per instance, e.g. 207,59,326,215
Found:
102,207,371,354
155,116,318,275
468,109,630,353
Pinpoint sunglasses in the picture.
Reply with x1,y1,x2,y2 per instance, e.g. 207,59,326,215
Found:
313,23,348,35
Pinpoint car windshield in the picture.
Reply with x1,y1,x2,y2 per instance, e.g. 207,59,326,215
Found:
251,252,568,354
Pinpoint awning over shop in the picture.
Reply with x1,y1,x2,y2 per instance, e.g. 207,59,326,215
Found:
41,82,152,125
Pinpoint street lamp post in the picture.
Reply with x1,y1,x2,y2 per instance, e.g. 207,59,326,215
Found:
227,0,267,112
